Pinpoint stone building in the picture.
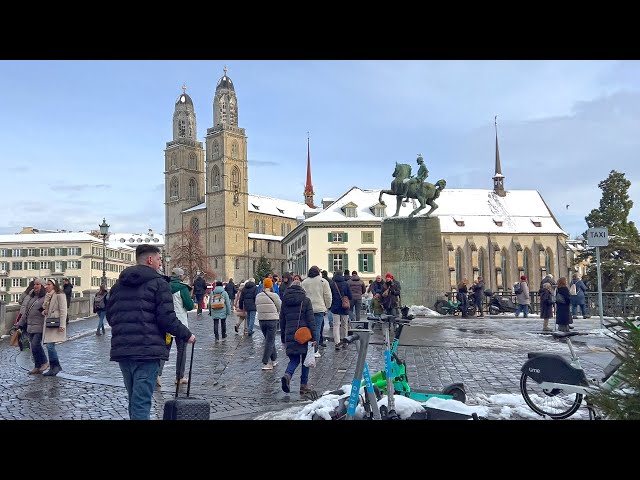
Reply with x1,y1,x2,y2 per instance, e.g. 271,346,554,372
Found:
164,69,315,281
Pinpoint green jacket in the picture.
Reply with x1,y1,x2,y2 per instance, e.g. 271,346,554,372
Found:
170,276,195,325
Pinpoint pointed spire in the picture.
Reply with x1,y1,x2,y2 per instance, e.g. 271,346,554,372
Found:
182,84,187,94
493,115,506,197
304,132,316,208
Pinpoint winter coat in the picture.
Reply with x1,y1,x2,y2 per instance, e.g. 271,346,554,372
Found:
539,275,556,295
370,280,384,297
570,279,587,305
63,283,73,307
93,291,107,313
301,272,332,313
515,281,531,305
239,281,258,312
279,273,292,298
555,286,572,326
471,280,485,301
256,289,281,321
42,292,67,344
540,288,554,319
382,280,401,311
224,281,237,300
105,264,192,362
193,276,207,296
347,275,366,301
19,289,46,334
209,285,232,319
170,276,195,326
330,272,353,315
279,285,316,356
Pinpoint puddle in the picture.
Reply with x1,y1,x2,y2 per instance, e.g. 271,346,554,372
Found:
456,328,493,335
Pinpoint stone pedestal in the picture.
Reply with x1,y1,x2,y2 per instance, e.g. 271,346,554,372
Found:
381,216,444,309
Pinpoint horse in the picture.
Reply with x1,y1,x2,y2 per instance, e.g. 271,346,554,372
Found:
378,163,446,217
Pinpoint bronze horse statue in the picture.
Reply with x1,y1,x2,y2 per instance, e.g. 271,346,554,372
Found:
378,163,446,217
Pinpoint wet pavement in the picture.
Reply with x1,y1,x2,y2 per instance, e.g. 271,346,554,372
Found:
0,311,617,420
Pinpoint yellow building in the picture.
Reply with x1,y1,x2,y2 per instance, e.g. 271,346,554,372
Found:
164,70,317,281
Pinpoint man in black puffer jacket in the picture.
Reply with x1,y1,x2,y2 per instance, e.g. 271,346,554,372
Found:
105,245,195,420
279,280,317,396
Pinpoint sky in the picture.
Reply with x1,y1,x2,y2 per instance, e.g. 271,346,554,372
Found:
1,60,639,238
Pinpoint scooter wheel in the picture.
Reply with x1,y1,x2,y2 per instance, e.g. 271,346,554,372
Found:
489,306,500,315
444,386,466,404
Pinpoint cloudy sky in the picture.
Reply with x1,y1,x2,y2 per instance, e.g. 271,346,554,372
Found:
1,60,638,238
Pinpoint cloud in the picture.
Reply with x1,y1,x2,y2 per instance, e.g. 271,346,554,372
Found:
248,159,279,167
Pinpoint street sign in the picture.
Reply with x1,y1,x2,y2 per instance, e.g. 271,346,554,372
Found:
587,227,609,247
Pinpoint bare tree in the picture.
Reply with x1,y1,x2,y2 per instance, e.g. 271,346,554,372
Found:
170,228,211,284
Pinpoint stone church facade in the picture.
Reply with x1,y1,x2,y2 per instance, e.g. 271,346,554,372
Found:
164,70,310,281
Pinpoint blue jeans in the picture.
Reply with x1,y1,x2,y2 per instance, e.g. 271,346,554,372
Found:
285,352,309,385
247,310,257,335
515,304,529,318
28,332,47,368
571,302,588,317
313,313,324,347
196,294,204,314
118,360,160,420
97,310,106,330
326,310,334,328
259,321,277,364
46,342,59,364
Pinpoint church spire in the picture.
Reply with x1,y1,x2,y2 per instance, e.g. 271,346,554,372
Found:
493,115,506,197
304,133,315,208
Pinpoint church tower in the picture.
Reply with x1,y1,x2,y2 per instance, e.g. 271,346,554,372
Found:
492,115,506,197
205,67,249,280
165,86,206,257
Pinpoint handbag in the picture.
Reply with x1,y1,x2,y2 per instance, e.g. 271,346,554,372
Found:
293,302,312,345
45,317,61,328
556,292,566,304
333,281,351,310
9,329,20,347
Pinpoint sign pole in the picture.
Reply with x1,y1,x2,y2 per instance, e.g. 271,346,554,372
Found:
595,246,604,330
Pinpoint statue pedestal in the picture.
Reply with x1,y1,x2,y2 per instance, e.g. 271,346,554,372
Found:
381,216,444,310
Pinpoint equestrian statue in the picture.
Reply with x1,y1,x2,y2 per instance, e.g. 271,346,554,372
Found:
378,154,446,218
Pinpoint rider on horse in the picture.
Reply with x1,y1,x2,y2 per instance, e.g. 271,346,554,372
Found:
401,154,429,201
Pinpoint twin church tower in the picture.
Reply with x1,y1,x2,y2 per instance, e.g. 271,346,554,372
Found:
164,68,313,281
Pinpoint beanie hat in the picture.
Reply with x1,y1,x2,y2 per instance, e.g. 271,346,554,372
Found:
291,280,302,287
263,278,273,289
385,273,393,279
520,275,527,281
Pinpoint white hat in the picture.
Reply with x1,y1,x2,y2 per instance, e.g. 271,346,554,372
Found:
171,267,185,276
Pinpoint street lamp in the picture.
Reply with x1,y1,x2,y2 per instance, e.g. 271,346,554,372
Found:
99,218,110,287
163,252,172,274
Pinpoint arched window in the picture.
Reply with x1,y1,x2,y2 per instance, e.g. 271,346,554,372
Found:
231,166,239,185
170,152,177,169
501,248,509,287
254,219,259,233
188,152,197,170
281,224,285,236
213,141,219,159
191,217,199,237
261,220,265,234
545,248,553,276
455,247,463,285
253,240,257,252
178,119,186,137
523,248,531,283
232,141,239,159
286,224,291,234
478,247,486,281
188,178,197,199
188,117,194,138
170,177,179,198
212,166,220,188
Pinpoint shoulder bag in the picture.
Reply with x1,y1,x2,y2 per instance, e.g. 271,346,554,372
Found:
293,302,312,344
333,281,350,309
45,294,61,328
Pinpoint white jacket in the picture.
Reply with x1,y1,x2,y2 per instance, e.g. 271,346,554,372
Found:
301,275,332,313
255,289,281,321
173,291,189,327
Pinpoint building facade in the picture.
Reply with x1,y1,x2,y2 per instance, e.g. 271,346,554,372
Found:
164,71,315,281
0,232,135,304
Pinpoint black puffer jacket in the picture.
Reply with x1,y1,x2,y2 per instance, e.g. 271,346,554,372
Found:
330,272,352,315
279,285,316,355
239,281,258,312
105,265,192,362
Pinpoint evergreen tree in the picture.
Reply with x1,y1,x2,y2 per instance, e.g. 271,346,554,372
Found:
589,318,640,419
255,255,272,284
577,170,640,291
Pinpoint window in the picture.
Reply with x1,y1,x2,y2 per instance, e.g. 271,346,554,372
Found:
286,224,291,234
54,248,64,256
478,247,486,281
358,253,374,273
530,217,542,227
188,152,197,170
281,244,285,254
281,224,285,236
12,262,22,270
213,141,219,159
68,261,81,269
215,258,218,269
0,278,6,287
362,231,374,243
232,166,239,185
37,261,48,269
330,253,345,273
453,216,465,227
54,261,63,273
27,248,37,256
523,248,531,284
12,249,21,257
261,220,265,234
267,242,271,253
0,249,8,257
345,207,357,218
69,277,80,286
212,166,220,188
235,258,240,270
252,260,256,273
11,293,21,302
68,247,81,256
179,119,186,137
329,232,348,242
455,248,462,285
545,249,552,276
12,278,22,287
232,141,239,159
0,261,8,270
253,240,257,252
374,206,385,217
26,261,37,270
170,177,179,198
188,178,198,199
254,219,259,233
501,249,508,286
171,152,177,169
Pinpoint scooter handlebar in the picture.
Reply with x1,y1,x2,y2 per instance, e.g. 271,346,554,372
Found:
342,334,360,344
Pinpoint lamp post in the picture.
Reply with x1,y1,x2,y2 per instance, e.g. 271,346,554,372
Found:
99,218,110,287
163,252,172,274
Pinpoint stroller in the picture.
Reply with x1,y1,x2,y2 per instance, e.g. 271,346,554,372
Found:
485,290,518,315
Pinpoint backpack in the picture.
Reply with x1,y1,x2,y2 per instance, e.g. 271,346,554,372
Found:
513,282,522,295
94,294,105,312
211,292,225,310
569,283,578,296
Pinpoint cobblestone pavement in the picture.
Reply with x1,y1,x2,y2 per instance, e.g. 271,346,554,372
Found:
0,311,616,420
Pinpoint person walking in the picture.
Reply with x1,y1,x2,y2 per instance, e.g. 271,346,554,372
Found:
279,280,317,397
209,280,232,341
39,279,68,376
347,270,366,323
233,281,247,334
555,276,572,332
382,273,401,317
514,275,531,318
193,273,207,316
279,272,292,299
471,276,485,318
540,282,554,332
570,273,590,319
370,274,385,316
105,244,195,420
94,284,108,335
255,277,281,370
16,278,48,374
330,270,352,351
239,278,258,336
63,278,73,324
321,270,334,329
224,278,237,304
301,266,332,355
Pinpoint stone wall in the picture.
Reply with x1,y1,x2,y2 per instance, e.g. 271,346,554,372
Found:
0,296,92,337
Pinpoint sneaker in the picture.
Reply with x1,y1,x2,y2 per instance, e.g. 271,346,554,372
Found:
43,365,61,376
261,362,273,370
28,367,42,375
222,334,227,339
335,344,342,351
39,362,50,373
314,352,321,358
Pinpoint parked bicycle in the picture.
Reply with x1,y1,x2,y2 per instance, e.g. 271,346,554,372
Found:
519,319,638,419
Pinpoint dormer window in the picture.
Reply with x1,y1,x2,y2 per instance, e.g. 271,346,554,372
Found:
453,216,465,227
370,203,386,218
493,216,504,227
342,201,358,218
530,217,542,227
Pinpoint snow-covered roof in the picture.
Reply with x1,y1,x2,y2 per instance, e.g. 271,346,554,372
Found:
248,233,284,241
109,232,165,247
303,187,567,235
182,195,318,219
0,232,104,244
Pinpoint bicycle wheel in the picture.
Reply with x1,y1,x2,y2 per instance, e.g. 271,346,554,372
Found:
520,372,583,419
434,300,448,315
